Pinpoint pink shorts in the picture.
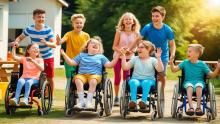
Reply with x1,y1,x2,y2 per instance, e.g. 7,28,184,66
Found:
44,57,54,78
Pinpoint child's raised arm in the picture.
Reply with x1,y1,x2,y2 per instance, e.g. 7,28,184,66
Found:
121,50,132,71
104,53,120,68
208,60,220,78
56,34,66,45
170,56,180,72
60,49,78,66
112,30,122,53
12,45,22,62
154,48,164,72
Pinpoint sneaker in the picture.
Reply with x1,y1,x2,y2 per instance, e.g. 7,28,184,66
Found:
85,102,94,109
75,103,85,109
114,97,119,106
9,98,18,106
20,99,29,106
138,101,146,109
128,101,136,109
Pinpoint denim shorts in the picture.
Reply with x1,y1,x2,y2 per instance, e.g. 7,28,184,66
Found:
183,81,205,92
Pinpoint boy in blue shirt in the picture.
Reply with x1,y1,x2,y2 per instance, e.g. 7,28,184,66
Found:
170,44,220,115
140,6,176,96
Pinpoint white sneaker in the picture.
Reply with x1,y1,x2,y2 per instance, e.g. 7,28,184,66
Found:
85,102,94,109
9,98,18,106
75,103,85,109
20,99,29,106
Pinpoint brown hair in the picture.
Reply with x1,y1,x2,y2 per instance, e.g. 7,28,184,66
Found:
151,6,166,17
83,37,104,54
33,9,45,16
188,44,204,57
24,43,40,57
138,40,155,54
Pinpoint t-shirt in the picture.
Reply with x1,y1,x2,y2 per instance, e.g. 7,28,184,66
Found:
22,24,55,59
141,23,174,62
130,56,157,80
178,59,211,82
63,31,90,58
73,53,109,75
21,57,43,80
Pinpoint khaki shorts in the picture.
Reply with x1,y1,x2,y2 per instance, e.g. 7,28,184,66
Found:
74,74,102,84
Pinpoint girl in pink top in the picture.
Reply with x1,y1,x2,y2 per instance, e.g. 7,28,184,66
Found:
112,12,141,106
9,43,44,106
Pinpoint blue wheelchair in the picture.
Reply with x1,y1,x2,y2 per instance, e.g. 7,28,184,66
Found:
171,70,217,121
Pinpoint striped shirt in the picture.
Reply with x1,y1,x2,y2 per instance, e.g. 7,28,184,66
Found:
22,24,54,59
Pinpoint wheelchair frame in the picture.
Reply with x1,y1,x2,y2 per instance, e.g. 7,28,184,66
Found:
119,69,164,120
171,70,217,121
4,64,52,116
65,67,113,117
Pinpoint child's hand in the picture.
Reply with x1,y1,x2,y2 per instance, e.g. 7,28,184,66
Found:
120,48,126,56
26,57,33,62
155,48,162,58
56,34,61,45
40,38,46,44
11,41,19,48
60,49,65,55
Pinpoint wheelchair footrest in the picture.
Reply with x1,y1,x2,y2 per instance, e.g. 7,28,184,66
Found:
9,105,33,109
70,107,97,112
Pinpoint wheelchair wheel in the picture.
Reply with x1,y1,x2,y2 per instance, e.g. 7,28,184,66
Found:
41,81,52,114
171,84,179,118
4,84,16,115
157,81,164,118
65,83,76,115
208,82,216,120
103,78,113,116
120,81,128,118
65,80,71,111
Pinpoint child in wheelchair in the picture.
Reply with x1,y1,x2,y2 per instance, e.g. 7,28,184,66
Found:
60,37,119,109
170,44,220,116
121,40,164,109
9,43,44,106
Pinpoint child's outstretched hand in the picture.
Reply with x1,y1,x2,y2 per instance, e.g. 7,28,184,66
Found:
56,34,61,45
60,49,65,55
155,48,162,58
40,38,46,44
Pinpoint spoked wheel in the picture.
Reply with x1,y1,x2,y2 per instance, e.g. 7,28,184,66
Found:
5,84,16,115
120,81,128,118
41,81,52,114
171,84,179,118
157,81,164,118
208,82,217,120
65,80,71,111
103,78,113,116
65,83,76,117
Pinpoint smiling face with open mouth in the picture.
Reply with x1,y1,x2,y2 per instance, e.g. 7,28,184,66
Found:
87,39,101,55
72,18,85,32
28,44,40,58
123,14,134,29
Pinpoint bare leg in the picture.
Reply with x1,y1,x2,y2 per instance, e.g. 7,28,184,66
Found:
75,79,84,92
196,86,202,108
187,86,193,108
114,85,119,96
88,79,98,93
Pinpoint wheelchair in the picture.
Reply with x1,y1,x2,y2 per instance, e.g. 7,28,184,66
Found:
119,69,164,120
65,67,113,117
4,64,52,116
171,70,217,121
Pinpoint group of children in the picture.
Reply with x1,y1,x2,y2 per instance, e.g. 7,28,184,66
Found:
8,6,220,116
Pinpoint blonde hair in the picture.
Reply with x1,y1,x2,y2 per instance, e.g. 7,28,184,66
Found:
151,6,166,17
71,14,86,22
138,40,155,54
116,12,140,32
188,44,204,57
83,37,104,54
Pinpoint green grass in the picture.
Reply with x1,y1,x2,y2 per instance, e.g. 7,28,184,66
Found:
0,89,66,123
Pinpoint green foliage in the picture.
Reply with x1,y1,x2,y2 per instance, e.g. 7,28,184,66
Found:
62,0,220,60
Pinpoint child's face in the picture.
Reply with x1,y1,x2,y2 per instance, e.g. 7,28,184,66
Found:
72,18,85,32
137,43,150,57
28,44,40,57
33,14,45,25
187,47,199,60
152,12,164,24
123,15,134,28
88,40,100,54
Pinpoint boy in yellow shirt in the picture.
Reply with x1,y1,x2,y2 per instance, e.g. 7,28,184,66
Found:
56,14,90,84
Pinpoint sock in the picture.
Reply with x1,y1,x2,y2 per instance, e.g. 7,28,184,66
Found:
87,92,94,103
77,92,84,104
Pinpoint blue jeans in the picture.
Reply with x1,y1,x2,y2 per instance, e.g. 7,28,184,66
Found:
15,78,39,101
129,78,155,103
